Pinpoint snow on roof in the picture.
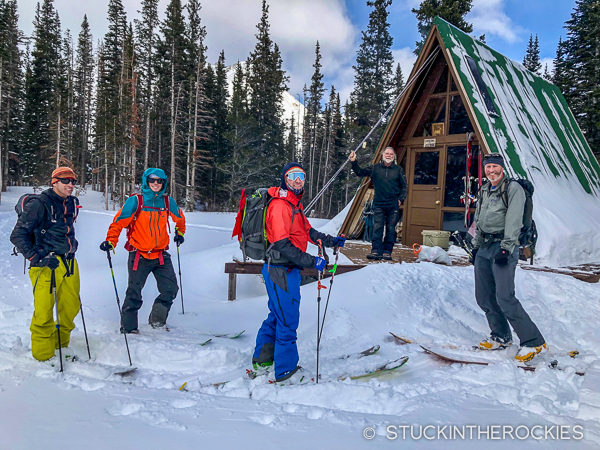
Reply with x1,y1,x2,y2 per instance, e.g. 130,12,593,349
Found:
434,17,600,265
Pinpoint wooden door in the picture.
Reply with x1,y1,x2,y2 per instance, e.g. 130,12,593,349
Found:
404,148,443,245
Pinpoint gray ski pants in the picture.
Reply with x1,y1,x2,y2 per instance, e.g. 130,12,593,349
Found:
474,242,545,347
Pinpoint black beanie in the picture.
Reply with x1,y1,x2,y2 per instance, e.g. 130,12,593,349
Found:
483,153,505,169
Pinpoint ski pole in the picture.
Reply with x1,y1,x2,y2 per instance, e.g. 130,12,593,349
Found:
51,267,64,372
318,239,342,345
78,295,91,360
176,241,184,314
315,240,327,384
104,249,133,366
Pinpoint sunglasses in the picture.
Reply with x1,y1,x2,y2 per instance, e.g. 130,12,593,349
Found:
148,177,166,185
286,172,306,181
58,178,77,185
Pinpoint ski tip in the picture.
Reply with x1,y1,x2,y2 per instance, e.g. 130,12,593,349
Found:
179,381,188,391
114,367,138,377
389,332,412,344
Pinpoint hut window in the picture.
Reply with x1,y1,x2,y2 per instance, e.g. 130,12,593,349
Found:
450,75,458,92
465,56,498,116
433,65,449,93
449,95,474,135
413,97,446,137
445,145,480,207
413,151,440,185
442,212,469,233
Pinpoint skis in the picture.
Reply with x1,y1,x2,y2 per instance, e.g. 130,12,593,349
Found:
189,345,397,390
67,355,138,377
338,344,380,359
197,332,244,346
451,230,474,260
344,356,409,381
461,132,477,227
420,345,584,376
202,330,245,339
269,357,409,385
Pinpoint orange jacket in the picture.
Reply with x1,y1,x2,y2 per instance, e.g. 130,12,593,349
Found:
106,168,186,262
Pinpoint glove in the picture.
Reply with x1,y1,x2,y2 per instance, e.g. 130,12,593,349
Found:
333,236,346,248
99,241,114,252
469,248,478,265
29,252,43,265
174,233,184,245
314,256,327,272
494,248,510,266
41,254,60,270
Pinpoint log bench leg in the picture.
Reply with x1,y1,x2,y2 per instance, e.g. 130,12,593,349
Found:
228,273,237,301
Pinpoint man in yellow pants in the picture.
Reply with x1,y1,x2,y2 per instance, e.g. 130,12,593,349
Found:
10,167,81,361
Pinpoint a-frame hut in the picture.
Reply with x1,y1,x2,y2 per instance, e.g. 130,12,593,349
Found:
339,17,600,265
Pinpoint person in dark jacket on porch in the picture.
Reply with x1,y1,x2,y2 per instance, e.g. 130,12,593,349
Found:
349,146,407,260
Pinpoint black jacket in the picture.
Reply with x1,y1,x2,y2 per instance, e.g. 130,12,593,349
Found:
10,188,79,265
351,160,408,207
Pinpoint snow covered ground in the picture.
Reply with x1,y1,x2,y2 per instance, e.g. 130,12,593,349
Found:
0,186,599,449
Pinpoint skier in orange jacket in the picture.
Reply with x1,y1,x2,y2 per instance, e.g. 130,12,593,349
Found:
100,168,186,333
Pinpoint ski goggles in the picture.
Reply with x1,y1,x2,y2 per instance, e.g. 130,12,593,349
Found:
286,171,306,181
148,177,166,185
57,178,77,185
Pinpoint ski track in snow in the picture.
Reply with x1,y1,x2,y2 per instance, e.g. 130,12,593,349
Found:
0,186,599,449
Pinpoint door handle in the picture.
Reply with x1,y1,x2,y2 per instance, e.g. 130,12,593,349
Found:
432,186,441,191
435,200,441,205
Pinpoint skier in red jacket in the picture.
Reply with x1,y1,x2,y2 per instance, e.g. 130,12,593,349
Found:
252,162,345,382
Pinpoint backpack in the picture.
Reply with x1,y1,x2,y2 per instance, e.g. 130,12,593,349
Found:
499,178,537,261
233,188,304,262
13,193,80,268
124,193,170,251
233,188,272,261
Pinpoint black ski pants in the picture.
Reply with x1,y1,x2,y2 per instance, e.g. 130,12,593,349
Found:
371,205,401,254
121,251,178,332
474,242,545,347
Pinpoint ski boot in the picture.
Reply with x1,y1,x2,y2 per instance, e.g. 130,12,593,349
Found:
515,343,548,363
478,335,512,351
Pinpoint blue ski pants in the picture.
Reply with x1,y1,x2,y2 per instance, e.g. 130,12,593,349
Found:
253,264,301,379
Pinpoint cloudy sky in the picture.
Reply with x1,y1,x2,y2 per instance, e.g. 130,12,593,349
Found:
16,0,575,103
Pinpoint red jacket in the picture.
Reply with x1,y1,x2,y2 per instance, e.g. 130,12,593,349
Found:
266,187,313,251
264,187,339,268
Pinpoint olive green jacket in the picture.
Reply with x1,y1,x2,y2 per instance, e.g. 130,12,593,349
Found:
472,176,525,253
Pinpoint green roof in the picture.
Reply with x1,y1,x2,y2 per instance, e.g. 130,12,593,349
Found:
434,17,600,195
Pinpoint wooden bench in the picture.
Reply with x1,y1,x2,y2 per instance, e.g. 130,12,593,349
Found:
224,261,366,301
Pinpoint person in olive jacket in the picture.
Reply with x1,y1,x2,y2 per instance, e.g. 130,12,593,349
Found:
350,146,407,260
472,153,546,363
10,167,81,361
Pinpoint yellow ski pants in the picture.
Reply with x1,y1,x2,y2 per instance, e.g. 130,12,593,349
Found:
28,258,81,361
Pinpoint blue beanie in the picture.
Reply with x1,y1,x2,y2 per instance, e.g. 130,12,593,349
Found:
281,162,305,195
483,153,505,169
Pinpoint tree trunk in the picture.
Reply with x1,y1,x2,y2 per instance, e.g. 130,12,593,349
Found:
104,141,109,210
56,94,62,168
188,52,203,212
169,44,176,197
185,85,193,211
